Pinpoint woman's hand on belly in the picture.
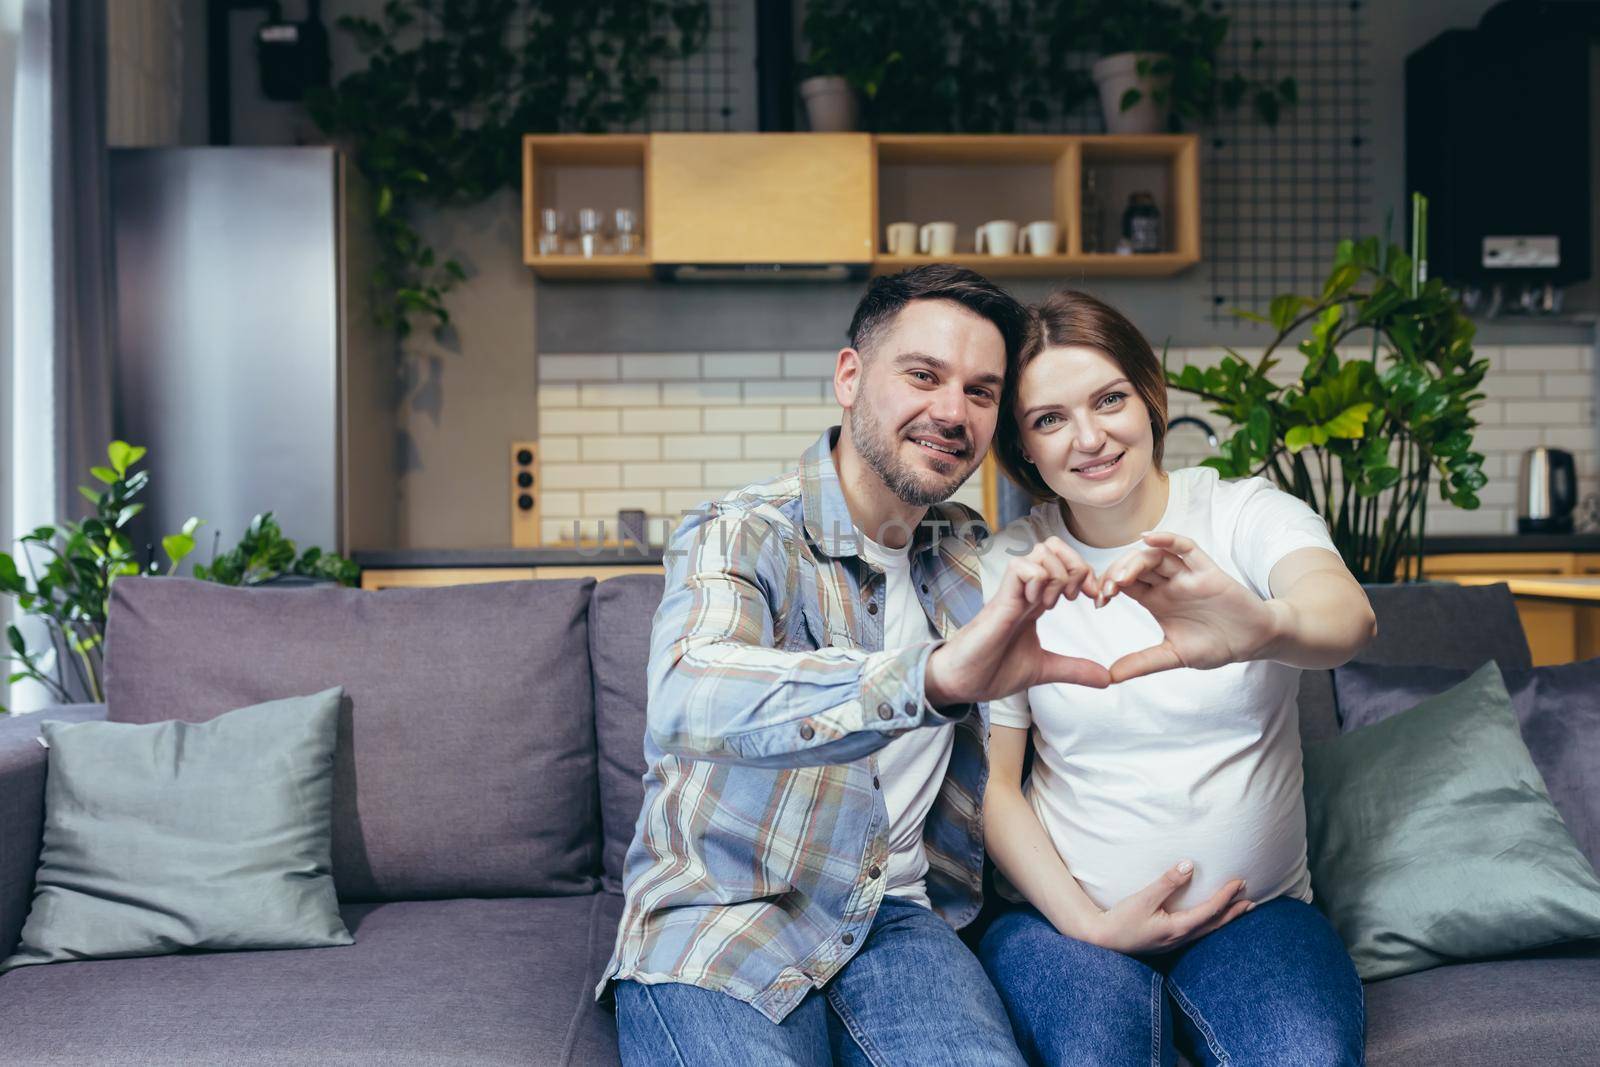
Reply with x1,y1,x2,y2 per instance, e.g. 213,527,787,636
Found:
1077,860,1253,955
1096,530,1281,681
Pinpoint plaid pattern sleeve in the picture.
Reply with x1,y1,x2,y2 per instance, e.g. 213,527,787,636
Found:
646,503,963,769
598,429,993,1024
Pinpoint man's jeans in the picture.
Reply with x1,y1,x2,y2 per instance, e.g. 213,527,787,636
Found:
978,897,1365,1067
615,896,1027,1067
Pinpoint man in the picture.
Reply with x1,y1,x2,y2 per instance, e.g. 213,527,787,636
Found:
598,265,1112,1066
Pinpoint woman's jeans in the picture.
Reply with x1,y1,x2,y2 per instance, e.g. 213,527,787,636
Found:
978,897,1365,1067
615,896,1026,1067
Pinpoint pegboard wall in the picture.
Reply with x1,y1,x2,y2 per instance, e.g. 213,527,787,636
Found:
636,0,1372,318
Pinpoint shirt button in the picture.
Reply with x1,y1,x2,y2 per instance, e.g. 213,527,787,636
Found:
868,865,882,879
866,601,878,615
799,722,815,740
904,701,917,716
842,933,855,946
877,702,894,720
872,776,881,790
920,583,930,594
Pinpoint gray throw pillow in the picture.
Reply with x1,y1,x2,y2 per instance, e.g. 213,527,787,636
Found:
0,688,353,973
1333,657,1600,870
1303,662,1600,981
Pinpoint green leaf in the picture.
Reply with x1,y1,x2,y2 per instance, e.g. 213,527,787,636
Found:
377,186,394,217
90,466,118,484
162,533,196,565
6,624,25,657
115,503,144,527
1323,402,1374,439
1285,425,1316,453
1268,294,1300,334
1120,87,1142,112
79,486,102,506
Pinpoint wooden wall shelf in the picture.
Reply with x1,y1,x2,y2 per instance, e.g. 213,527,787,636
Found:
523,133,1200,280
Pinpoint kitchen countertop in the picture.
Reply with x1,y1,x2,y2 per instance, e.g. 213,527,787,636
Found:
1423,533,1600,553
354,546,665,568
354,533,1600,569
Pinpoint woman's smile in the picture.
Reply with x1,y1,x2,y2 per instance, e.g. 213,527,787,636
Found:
1071,451,1126,480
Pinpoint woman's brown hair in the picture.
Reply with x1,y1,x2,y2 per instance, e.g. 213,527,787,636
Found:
994,289,1169,500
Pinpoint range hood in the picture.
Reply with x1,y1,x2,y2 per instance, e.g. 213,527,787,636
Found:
654,263,866,282
647,134,874,279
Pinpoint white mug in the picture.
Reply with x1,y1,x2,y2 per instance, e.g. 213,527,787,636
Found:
976,220,1019,256
1019,220,1060,256
885,222,917,256
918,221,958,256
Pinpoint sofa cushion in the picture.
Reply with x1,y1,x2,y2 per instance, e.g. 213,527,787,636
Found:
1364,946,1600,1065
3,690,351,974
1334,657,1600,871
589,574,665,893
1303,662,1600,981
0,893,624,1066
1297,581,1532,743
103,577,600,901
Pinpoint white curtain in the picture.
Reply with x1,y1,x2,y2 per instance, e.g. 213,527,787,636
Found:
1,0,113,713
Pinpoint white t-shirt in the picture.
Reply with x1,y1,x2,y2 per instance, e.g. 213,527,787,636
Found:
858,532,956,911
977,467,1338,912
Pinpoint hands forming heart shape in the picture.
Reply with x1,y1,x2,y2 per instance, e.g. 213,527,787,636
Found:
923,531,1285,709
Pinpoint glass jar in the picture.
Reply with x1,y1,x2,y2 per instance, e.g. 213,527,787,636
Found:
1122,191,1161,254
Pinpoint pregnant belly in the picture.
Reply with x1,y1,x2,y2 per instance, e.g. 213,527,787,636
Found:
1035,791,1312,913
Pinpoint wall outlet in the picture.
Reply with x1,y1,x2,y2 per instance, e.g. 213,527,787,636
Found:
511,441,540,547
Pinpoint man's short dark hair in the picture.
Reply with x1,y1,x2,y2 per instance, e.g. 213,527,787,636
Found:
846,265,1027,364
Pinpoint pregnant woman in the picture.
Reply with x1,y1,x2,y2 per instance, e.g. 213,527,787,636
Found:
976,289,1376,1066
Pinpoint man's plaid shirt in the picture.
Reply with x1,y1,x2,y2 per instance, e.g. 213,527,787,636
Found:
598,427,993,1023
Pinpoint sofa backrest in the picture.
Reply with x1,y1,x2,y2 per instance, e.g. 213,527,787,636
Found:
589,574,664,894
103,576,602,902
1297,581,1532,741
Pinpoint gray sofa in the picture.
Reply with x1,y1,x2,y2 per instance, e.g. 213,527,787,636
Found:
1,575,1596,1065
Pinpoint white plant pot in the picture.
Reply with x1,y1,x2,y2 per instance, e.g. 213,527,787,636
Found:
800,75,859,133
1091,52,1173,135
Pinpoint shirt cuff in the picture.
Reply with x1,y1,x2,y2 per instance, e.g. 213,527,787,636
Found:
858,640,973,731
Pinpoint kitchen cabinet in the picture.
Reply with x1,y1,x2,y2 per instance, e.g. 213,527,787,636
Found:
1422,551,1600,665
522,133,1201,280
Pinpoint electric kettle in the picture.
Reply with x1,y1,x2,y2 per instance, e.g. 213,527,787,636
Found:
1517,447,1577,534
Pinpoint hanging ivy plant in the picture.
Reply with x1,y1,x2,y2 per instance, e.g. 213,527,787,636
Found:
304,0,710,338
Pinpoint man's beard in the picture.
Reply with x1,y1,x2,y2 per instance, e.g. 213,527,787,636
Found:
849,400,974,508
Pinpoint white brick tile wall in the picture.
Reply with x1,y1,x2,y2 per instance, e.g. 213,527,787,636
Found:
705,353,782,378
784,405,842,432
623,463,705,488
542,408,618,435
539,346,1598,541
542,463,621,490
714,406,789,432
583,435,659,462
622,354,701,380
543,354,618,380
662,434,742,461
783,352,840,378
623,407,698,433
581,382,660,407
744,433,822,459
1503,345,1586,371
663,381,742,406
745,379,829,404
539,436,580,462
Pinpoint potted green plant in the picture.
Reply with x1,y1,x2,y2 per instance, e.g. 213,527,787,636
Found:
0,442,358,713
1166,197,1486,584
1051,0,1297,134
303,0,709,339
797,0,1056,134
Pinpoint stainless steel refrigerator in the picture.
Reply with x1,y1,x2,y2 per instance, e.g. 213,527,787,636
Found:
109,147,396,565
